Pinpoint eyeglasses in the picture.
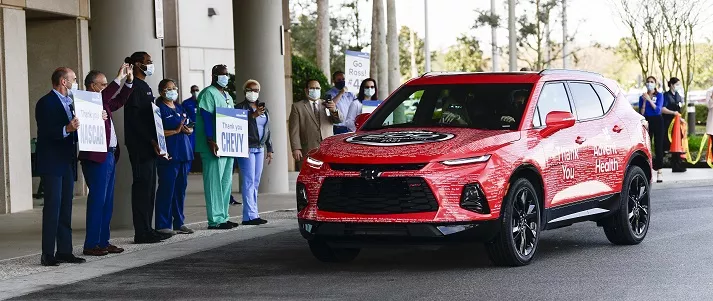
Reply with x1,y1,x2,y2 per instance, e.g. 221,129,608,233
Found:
191,90,199,93
308,87,321,90
364,86,375,89
245,88,260,93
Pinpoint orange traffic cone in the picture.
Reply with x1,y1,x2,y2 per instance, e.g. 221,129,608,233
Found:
670,114,683,154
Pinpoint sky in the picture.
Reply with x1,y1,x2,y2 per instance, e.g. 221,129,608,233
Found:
341,0,713,53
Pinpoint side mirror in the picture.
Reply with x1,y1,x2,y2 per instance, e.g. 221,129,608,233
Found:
354,113,370,130
540,111,575,137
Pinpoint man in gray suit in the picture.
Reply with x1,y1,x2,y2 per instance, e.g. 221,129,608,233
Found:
289,79,343,163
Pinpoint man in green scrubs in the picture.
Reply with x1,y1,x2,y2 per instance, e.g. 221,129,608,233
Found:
195,64,239,229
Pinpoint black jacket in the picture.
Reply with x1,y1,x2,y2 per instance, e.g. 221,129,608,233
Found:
236,100,273,153
124,78,158,162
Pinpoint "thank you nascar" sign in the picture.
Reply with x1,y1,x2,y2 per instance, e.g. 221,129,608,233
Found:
73,90,107,152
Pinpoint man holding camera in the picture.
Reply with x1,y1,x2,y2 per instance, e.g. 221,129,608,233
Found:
289,79,343,164
326,71,355,134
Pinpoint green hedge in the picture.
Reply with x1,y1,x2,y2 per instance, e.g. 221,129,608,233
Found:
292,55,330,103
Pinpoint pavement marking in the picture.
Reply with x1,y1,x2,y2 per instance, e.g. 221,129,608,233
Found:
0,218,297,301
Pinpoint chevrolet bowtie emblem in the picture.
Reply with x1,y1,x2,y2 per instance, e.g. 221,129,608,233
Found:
360,169,381,181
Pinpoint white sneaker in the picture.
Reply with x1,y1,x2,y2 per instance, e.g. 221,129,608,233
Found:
656,171,663,183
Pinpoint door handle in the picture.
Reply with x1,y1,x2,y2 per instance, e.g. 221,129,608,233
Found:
575,136,586,144
613,125,623,133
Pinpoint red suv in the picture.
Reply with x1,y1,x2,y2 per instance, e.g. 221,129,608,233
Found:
296,70,652,266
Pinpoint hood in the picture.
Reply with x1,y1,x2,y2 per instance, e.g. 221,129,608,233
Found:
314,127,521,164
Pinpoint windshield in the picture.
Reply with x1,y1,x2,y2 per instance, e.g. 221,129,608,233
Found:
362,83,534,131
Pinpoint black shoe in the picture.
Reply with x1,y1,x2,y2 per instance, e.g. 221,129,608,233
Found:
56,253,86,264
230,195,241,205
207,223,233,230
226,221,240,228
242,218,268,225
134,233,162,244
41,254,59,266
153,230,173,240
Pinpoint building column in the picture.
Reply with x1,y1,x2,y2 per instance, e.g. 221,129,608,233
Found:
0,7,33,214
90,0,165,228
282,0,295,172
233,0,289,194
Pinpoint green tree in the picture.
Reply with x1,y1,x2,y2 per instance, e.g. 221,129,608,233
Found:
444,35,486,72
292,55,330,102
398,26,425,80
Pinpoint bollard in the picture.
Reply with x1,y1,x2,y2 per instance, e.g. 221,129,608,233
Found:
687,103,696,137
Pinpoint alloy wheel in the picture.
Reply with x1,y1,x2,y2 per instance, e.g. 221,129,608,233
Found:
511,188,538,257
628,174,649,237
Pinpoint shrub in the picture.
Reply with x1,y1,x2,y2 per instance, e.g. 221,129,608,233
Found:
694,104,708,125
292,55,330,102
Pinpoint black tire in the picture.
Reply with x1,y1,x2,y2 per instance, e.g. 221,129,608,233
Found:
485,178,541,267
602,165,650,245
308,239,360,263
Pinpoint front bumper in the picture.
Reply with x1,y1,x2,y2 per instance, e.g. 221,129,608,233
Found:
298,219,500,246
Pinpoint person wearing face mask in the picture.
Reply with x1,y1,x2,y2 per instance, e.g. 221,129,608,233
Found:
155,79,195,236
195,64,239,230
345,78,378,132
35,67,85,266
639,76,678,182
233,79,273,225
662,77,684,156
78,63,134,256
123,51,171,244
289,79,342,164
326,71,356,134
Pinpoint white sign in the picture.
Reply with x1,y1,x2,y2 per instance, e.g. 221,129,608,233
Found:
216,107,249,158
152,103,168,155
345,50,370,90
154,0,164,39
362,100,393,126
73,90,107,152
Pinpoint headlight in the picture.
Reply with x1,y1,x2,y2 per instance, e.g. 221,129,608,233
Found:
441,155,491,166
306,157,324,169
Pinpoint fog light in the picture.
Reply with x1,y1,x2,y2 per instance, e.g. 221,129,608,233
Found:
460,183,489,214
296,182,308,211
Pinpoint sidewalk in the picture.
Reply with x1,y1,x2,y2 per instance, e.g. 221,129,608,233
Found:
0,173,299,261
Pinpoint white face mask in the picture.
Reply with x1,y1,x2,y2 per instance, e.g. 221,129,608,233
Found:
217,75,230,88
364,88,375,98
308,89,321,100
246,91,259,102
71,82,78,91
674,84,683,93
166,90,178,101
646,83,656,91
143,64,155,77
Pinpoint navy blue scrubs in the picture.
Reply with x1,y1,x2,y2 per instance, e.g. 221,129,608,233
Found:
155,100,194,230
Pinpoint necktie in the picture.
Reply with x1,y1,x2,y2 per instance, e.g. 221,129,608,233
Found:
313,101,320,126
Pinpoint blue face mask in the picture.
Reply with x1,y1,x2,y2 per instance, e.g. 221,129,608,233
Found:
217,75,230,88
166,90,178,101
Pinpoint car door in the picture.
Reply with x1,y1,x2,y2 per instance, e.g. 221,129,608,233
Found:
592,83,630,194
568,81,614,198
534,82,584,209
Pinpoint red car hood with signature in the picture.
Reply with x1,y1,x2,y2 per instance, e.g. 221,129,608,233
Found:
312,127,521,164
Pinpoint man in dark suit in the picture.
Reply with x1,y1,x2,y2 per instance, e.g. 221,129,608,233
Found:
35,67,86,266
78,63,134,256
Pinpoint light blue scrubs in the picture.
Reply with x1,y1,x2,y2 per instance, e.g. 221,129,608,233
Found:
155,101,194,230
237,114,267,221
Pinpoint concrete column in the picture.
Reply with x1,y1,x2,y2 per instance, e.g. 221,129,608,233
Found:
90,0,165,228
0,7,33,213
233,0,289,194
282,0,295,172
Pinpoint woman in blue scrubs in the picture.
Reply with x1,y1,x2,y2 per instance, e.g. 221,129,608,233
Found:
155,79,195,235
235,79,273,225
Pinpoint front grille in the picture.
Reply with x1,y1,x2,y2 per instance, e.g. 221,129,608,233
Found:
317,177,438,214
328,163,426,172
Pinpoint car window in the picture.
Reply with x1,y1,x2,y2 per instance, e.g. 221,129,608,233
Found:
593,84,616,113
535,82,571,126
363,83,534,131
533,106,542,127
569,82,605,120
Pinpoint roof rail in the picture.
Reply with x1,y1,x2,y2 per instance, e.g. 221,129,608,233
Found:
419,71,471,77
538,69,603,77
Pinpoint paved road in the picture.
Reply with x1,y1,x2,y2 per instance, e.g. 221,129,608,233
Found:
9,186,713,301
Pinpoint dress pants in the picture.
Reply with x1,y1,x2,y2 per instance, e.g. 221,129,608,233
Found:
201,153,233,227
41,165,75,257
155,161,190,230
237,150,264,221
81,152,116,249
646,115,665,170
129,155,157,237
